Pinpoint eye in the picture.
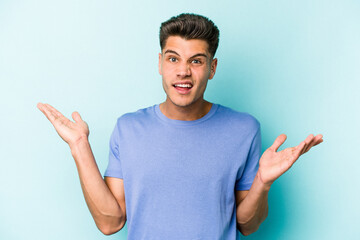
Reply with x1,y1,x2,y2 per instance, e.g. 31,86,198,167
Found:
191,59,202,64
169,57,178,62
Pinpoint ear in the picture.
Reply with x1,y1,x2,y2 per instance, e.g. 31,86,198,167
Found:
158,53,162,75
209,58,218,80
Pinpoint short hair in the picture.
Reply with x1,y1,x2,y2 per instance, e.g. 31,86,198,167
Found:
159,13,220,58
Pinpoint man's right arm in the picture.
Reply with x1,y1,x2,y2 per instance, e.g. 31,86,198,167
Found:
37,103,126,235
71,138,126,235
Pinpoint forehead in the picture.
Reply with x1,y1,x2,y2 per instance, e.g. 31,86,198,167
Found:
162,36,210,57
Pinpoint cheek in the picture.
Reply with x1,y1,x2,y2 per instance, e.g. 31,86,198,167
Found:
194,68,211,82
161,73,172,90
162,67,176,81
160,64,169,75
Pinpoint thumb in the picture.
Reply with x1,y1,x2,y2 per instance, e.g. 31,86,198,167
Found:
269,134,287,152
72,111,83,123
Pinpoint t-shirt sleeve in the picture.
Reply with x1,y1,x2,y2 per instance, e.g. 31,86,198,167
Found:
104,119,123,179
235,125,261,191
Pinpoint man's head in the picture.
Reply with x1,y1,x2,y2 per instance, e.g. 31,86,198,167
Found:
159,13,219,59
158,13,220,110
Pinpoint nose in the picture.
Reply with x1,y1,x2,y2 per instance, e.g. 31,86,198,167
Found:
177,62,191,78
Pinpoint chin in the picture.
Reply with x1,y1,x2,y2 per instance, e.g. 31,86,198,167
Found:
168,96,201,108
172,101,193,108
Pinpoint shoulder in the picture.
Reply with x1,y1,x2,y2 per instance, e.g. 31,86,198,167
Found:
215,104,260,131
114,105,156,127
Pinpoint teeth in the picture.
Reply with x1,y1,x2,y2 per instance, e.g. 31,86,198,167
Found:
175,84,192,88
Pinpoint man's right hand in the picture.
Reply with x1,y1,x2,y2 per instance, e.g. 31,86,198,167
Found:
37,103,89,148
37,102,126,234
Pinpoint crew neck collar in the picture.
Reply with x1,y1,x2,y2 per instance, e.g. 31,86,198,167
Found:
154,103,219,126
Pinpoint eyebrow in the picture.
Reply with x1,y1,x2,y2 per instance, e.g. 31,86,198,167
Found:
164,49,208,59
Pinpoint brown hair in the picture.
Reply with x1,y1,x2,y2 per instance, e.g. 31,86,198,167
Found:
159,13,220,58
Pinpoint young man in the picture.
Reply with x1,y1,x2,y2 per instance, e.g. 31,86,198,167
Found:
37,13,323,239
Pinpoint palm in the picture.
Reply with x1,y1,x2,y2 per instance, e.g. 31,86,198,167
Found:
258,134,323,186
37,103,89,146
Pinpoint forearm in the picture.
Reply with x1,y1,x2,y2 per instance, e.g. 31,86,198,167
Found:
70,136,125,234
236,173,270,236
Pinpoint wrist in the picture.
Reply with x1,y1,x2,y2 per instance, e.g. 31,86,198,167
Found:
70,135,90,155
254,172,272,192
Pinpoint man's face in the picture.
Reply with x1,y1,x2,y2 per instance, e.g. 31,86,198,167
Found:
158,36,217,108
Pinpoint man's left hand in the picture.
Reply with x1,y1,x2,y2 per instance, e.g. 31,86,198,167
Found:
257,134,323,188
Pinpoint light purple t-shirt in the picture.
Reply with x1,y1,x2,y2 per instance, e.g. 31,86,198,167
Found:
104,103,261,240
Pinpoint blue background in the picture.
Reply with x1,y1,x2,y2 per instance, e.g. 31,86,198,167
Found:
1,0,359,239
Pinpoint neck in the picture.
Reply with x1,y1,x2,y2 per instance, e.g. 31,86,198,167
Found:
159,98,213,121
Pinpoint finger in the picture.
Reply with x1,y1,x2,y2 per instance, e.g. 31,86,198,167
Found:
313,134,323,144
72,111,83,123
269,134,287,152
44,103,63,118
37,102,43,110
294,141,306,158
299,134,314,155
40,103,73,127
304,134,323,153
302,134,315,154
306,134,322,152
37,102,46,113
37,102,57,123
313,137,324,147
44,104,73,125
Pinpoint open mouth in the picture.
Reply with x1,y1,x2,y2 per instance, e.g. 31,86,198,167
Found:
173,83,193,89
173,83,193,94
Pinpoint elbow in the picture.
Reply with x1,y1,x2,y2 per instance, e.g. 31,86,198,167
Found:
99,228,118,236
96,216,126,235
237,211,268,236
237,217,259,236
99,227,116,236
238,224,259,236
241,228,259,236
98,222,125,236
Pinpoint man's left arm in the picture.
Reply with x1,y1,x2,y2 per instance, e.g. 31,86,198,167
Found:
236,133,323,236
